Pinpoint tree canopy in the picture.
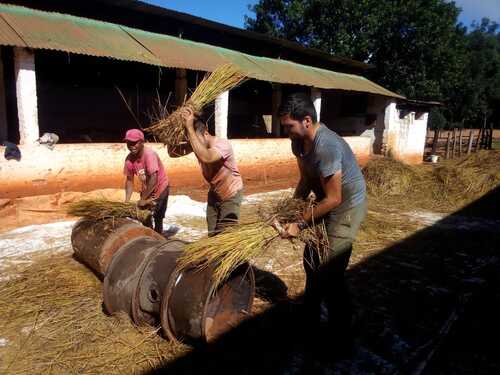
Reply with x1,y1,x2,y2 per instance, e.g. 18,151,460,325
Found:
245,0,500,128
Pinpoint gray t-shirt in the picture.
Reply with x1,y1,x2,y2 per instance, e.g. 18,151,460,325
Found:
291,123,366,214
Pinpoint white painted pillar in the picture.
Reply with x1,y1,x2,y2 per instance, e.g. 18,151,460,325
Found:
383,100,400,158
215,90,229,139
14,47,39,145
311,88,322,123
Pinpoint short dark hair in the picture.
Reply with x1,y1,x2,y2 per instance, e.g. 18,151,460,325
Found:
278,92,317,123
193,112,208,134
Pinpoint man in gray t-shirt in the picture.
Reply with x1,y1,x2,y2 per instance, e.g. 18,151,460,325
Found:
277,93,367,357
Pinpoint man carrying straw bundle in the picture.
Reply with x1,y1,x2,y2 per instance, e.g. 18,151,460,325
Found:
276,93,367,358
178,108,244,236
123,129,170,234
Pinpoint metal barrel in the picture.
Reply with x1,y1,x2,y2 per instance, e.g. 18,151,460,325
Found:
132,239,187,326
71,218,164,278
102,236,160,317
161,262,255,344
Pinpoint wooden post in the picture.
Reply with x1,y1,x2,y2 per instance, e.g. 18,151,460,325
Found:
174,68,187,106
271,83,282,137
452,128,457,158
476,125,484,152
445,132,451,159
467,129,474,154
488,123,494,150
458,128,463,157
431,128,440,155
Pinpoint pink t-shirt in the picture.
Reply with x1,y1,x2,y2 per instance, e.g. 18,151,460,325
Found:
199,138,243,201
124,147,169,198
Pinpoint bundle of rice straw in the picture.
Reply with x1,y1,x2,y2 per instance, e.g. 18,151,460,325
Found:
66,198,151,224
177,196,329,294
144,64,247,147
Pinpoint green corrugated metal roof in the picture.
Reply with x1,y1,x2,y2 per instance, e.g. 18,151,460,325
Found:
0,3,404,99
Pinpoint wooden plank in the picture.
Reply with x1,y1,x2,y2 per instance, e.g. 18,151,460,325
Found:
467,129,474,154
452,128,457,158
458,128,463,157
488,123,494,150
431,129,440,155
445,132,451,159
476,124,484,152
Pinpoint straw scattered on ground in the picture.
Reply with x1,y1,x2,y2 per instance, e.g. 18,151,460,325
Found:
145,64,247,147
0,251,187,375
66,199,151,224
363,151,500,211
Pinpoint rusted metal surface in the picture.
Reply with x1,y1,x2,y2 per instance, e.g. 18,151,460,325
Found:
132,239,187,326
203,266,255,342
71,218,164,279
103,236,159,317
161,263,255,343
0,4,403,98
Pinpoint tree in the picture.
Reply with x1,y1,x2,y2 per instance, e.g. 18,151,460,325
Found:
246,0,467,100
460,19,500,125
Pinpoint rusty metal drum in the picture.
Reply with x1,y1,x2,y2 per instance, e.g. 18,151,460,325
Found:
161,263,255,343
131,239,187,326
71,218,164,278
102,236,160,317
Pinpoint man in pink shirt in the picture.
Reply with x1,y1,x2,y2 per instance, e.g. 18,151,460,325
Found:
123,129,170,234
181,108,243,236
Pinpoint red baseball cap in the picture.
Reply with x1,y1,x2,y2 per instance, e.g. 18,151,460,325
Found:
123,129,144,142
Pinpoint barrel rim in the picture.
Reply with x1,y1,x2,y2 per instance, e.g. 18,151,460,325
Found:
131,238,188,326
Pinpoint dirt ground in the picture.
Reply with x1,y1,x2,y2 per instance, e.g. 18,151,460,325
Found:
1,172,500,373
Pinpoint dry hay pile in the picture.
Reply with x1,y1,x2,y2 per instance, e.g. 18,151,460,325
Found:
0,251,186,375
66,199,151,224
145,64,247,147
363,151,500,211
177,196,328,294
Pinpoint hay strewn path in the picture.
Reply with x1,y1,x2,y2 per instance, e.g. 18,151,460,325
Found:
0,151,499,374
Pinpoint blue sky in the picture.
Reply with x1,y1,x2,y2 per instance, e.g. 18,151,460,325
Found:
143,0,500,29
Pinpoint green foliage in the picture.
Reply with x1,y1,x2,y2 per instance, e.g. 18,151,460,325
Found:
429,108,447,130
246,1,500,128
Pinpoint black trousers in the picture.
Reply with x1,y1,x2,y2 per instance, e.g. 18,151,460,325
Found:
151,186,169,234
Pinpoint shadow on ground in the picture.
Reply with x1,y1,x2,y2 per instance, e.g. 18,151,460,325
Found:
146,187,500,374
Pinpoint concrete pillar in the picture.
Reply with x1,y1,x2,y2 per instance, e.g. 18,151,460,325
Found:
311,88,322,123
0,49,8,141
14,47,39,145
175,68,187,106
383,100,399,158
271,83,282,137
215,90,229,139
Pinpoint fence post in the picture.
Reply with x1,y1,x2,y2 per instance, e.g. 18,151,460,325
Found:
488,123,494,150
446,132,451,159
467,129,474,154
458,128,463,157
476,125,484,152
431,129,440,155
452,128,457,158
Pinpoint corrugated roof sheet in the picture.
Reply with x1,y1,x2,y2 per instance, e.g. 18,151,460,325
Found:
0,3,404,99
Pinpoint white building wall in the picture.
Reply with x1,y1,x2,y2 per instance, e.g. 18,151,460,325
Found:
383,100,429,164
